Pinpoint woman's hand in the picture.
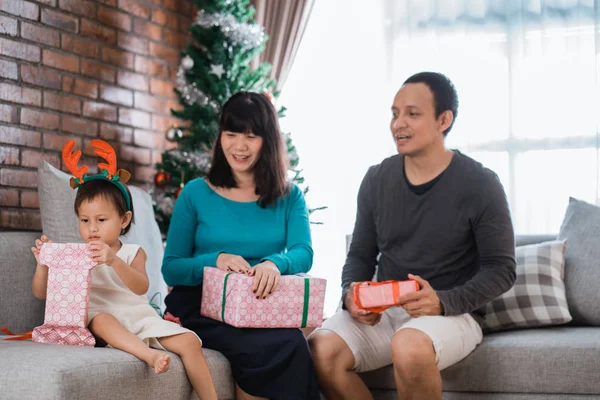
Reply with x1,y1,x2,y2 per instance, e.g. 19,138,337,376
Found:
249,261,281,299
88,240,117,266
216,253,251,274
31,235,52,267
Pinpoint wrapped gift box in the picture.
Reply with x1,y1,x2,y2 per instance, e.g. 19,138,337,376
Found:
353,280,420,313
32,243,96,346
201,267,327,328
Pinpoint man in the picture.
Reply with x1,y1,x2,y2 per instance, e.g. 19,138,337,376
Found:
308,72,516,400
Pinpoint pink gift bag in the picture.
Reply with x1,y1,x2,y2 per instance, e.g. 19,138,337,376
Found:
201,267,327,328
32,243,96,346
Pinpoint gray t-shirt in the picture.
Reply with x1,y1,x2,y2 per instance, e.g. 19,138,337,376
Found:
342,151,516,318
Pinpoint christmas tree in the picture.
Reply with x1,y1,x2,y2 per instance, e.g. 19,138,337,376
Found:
152,0,322,236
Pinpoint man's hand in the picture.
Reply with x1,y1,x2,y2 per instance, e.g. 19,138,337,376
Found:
396,274,442,317
88,240,117,266
216,253,251,274
249,261,280,299
344,282,382,326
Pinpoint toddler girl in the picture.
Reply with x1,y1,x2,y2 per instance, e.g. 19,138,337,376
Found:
31,140,218,400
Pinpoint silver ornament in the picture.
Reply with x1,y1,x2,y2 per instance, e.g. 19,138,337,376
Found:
209,64,225,79
181,55,194,70
165,126,183,142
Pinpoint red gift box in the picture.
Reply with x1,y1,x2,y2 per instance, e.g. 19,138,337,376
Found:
353,280,420,313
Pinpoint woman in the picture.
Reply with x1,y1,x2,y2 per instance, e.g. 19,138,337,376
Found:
162,91,321,400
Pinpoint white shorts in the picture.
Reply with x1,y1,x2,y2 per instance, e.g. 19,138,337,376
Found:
317,307,482,373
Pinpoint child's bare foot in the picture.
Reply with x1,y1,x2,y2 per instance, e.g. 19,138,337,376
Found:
149,351,171,374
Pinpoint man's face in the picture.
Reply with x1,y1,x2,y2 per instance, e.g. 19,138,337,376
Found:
390,83,447,157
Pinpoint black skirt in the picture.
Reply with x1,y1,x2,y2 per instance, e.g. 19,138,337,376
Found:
165,285,321,400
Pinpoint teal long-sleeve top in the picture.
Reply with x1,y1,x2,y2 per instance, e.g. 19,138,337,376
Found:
161,178,314,286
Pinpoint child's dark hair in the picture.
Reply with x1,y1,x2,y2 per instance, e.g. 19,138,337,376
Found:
74,179,135,235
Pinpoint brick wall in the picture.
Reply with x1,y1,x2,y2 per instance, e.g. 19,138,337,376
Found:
0,0,191,231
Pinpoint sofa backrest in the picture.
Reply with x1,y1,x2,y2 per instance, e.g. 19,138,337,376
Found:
345,234,557,256
0,231,46,332
514,235,557,247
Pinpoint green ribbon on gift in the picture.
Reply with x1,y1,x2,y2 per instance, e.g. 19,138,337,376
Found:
301,277,310,328
221,272,233,323
149,292,163,317
220,273,311,328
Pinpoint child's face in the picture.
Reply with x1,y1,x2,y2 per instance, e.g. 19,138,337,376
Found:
77,195,131,246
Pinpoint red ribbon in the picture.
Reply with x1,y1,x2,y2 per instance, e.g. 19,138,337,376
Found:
163,312,182,327
1,327,32,341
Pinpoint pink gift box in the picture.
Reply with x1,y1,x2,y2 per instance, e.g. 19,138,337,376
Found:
353,280,420,313
32,243,96,347
201,267,327,328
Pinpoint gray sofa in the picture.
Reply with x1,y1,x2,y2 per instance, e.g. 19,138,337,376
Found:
0,231,234,400
2,231,600,399
358,234,600,400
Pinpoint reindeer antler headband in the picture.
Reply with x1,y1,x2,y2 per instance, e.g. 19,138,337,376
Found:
62,139,132,211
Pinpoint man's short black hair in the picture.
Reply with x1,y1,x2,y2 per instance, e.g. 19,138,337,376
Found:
404,72,459,136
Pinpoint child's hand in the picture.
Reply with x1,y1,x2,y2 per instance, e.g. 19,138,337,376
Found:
88,240,116,266
31,235,52,267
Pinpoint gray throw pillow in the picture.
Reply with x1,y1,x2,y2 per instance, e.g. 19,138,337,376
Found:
558,197,600,326
37,161,168,313
481,240,571,333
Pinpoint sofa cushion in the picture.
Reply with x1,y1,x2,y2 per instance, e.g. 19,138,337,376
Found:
359,327,600,394
480,240,571,332
439,394,594,400
0,340,234,399
37,161,168,313
558,197,600,325
0,231,46,333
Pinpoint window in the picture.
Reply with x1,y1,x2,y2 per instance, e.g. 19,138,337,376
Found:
281,0,600,316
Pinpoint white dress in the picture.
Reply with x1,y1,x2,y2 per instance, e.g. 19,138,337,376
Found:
87,243,200,349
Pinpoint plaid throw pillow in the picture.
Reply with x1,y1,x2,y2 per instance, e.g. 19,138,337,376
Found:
481,240,571,333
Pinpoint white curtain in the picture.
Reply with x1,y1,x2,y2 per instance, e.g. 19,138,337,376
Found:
280,0,600,317
279,0,395,316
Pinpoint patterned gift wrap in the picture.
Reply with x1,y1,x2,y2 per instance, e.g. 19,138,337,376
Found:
201,267,327,328
32,243,96,346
